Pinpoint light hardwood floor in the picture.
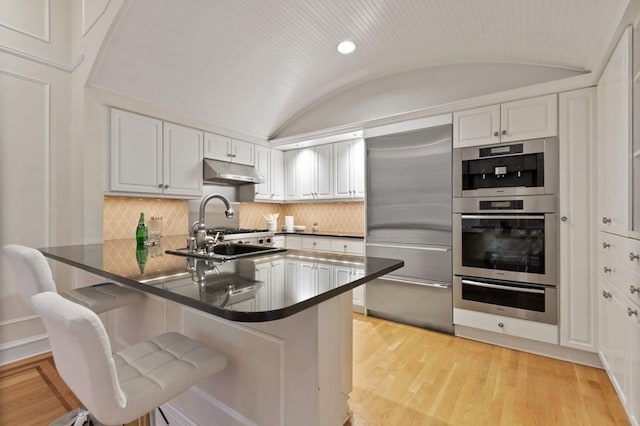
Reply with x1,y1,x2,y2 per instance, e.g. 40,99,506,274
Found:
0,315,630,425
0,353,146,426
348,314,629,425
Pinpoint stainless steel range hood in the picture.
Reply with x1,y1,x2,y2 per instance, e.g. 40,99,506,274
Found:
203,158,264,185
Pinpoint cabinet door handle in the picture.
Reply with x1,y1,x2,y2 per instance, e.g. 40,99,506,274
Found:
602,290,612,299
493,131,499,137
561,216,568,222
603,266,611,273
630,285,640,295
501,130,507,135
628,308,639,317
158,184,163,188
498,322,504,328
163,184,169,189
602,217,612,224
630,252,640,261
603,242,611,249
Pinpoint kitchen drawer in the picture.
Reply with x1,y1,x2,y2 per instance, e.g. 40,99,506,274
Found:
453,308,558,344
599,231,626,260
619,266,640,308
599,251,625,287
330,238,364,255
625,237,640,275
285,235,302,249
302,236,331,252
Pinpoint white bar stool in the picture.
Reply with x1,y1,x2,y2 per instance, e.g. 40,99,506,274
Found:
31,291,227,425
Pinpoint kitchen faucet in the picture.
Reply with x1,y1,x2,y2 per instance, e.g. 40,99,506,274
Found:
193,193,235,251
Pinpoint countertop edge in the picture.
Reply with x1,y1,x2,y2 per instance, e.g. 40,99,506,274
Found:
40,248,402,323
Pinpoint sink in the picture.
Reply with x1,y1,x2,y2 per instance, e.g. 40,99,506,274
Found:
165,243,286,261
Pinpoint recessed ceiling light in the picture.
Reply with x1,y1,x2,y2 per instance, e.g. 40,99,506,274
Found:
337,40,356,55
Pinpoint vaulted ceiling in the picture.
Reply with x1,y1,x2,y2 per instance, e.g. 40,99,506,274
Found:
90,0,632,140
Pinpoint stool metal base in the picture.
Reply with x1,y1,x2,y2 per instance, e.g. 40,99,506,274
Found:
50,408,105,426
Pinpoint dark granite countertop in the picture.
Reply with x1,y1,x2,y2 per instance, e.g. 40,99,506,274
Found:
40,236,401,323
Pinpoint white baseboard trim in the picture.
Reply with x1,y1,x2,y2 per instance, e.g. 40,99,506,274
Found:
0,333,50,366
455,325,603,368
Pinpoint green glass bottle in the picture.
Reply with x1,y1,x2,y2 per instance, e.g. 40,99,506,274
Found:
136,212,148,246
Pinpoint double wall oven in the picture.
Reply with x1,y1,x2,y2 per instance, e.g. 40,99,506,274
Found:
452,137,559,324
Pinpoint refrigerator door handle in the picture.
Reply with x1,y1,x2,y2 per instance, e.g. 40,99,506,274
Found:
366,243,451,252
381,276,452,289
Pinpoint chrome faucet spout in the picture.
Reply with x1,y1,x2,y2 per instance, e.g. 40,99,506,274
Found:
195,194,234,250
198,193,234,228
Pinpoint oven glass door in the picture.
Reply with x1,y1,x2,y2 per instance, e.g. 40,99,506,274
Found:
454,213,557,285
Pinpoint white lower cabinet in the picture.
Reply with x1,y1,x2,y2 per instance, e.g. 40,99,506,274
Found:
285,235,365,311
453,308,558,345
255,259,285,310
598,232,640,426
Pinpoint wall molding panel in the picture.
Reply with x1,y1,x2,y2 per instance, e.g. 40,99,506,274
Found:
0,0,50,42
0,45,84,72
0,314,39,327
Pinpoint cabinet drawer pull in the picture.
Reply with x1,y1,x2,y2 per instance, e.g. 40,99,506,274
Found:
158,184,163,188
602,290,612,299
493,131,499,137
628,308,639,317
602,217,612,224
498,322,504,328
630,252,640,261
501,130,507,135
630,285,640,295
603,266,611,273
602,242,611,249
561,216,568,222
163,184,169,189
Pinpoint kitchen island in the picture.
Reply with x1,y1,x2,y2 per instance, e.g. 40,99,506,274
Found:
40,237,403,426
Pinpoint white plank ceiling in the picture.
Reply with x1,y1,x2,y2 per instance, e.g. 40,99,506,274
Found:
90,0,630,140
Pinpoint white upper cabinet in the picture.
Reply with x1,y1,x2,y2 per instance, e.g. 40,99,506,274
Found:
254,146,284,201
109,109,202,197
287,145,333,200
452,104,500,147
270,148,285,201
204,132,255,166
597,27,632,235
333,139,364,199
453,94,557,148
162,123,204,197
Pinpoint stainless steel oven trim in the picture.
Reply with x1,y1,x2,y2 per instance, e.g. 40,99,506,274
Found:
453,212,558,286
453,194,557,213
460,279,545,294
461,214,545,220
452,137,558,198
453,276,558,324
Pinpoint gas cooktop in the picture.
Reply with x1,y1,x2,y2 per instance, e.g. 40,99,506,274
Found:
206,228,274,242
206,228,270,235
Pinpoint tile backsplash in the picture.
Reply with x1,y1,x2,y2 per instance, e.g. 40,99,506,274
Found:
103,196,189,240
239,201,364,234
103,196,364,240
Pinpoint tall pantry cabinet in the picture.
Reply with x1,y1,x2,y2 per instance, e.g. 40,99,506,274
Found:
595,26,639,426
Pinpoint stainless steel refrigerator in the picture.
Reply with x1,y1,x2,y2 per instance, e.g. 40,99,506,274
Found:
365,124,453,334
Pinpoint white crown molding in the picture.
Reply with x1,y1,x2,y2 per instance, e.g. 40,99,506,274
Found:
0,0,50,42
82,0,111,37
0,44,84,72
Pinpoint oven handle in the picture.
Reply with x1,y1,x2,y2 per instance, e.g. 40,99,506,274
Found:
461,279,545,294
461,215,546,220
